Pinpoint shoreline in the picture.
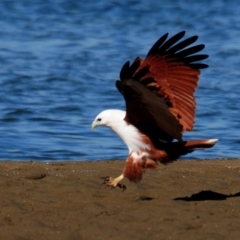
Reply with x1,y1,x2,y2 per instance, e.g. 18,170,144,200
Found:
0,159,240,239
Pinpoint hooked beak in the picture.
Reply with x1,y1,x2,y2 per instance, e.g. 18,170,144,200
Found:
91,120,96,129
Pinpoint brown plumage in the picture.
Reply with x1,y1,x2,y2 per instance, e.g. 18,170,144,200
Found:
92,31,217,189
116,31,208,138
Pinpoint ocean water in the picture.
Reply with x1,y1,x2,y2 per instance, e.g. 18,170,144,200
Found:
0,0,239,161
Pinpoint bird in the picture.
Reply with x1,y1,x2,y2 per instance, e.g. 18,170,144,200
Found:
91,31,218,190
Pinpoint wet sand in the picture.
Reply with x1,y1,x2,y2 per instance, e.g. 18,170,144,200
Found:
0,159,240,239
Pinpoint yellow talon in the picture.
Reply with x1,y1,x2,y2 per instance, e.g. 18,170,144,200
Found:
101,174,126,191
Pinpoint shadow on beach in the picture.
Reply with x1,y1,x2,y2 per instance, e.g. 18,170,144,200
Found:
174,190,240,201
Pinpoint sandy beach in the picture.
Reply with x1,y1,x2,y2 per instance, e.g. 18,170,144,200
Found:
0,159,240,239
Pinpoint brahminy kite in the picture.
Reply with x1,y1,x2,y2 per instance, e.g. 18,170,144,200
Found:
92,31,218,190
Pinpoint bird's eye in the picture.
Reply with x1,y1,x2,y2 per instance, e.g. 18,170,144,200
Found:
97,118,101,122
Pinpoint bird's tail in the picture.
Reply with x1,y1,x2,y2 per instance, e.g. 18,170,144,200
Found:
184,139,218,150
157,138,218,162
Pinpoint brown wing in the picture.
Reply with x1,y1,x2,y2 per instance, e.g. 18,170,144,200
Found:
116,79,183,143
118,31,208,133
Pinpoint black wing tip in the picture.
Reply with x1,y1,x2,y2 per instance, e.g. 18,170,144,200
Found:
115,80,123,94
119,61,130,80
147,32,169,56
147,31,208,70
119,58,142,81
190,63,209,69
119,31,208,84
148,31,185,55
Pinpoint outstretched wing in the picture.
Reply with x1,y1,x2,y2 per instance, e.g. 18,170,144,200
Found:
116,79,183,142
117,31,208,139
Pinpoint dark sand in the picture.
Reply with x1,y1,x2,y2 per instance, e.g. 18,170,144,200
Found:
0,159,240,239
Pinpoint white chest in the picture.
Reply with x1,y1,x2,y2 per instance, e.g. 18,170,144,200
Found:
109,120,150,153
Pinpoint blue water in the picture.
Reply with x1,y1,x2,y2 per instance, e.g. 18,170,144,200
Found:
0,0,239,161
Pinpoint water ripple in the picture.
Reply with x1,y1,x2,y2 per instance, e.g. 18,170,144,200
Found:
0,0,239,161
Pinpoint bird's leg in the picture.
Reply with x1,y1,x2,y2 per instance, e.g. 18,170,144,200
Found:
101,174,126,191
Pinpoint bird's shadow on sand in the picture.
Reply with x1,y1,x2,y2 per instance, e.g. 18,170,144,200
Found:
174,190,240,201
